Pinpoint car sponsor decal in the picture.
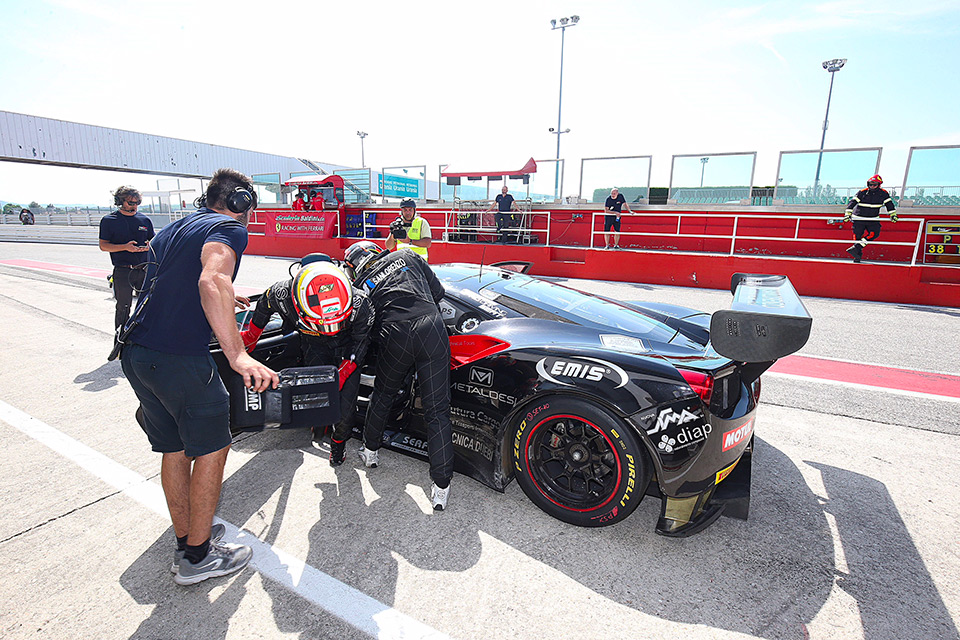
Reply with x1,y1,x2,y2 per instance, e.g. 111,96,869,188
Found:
655,423,712,453
715,458,740,484
451,431,495,461
535,356,629,389
469,366,494,387
390,434,428,456
244,387,261,412
438,299,456,319
452,382,518,406
646,406,701,436
721,418,754,452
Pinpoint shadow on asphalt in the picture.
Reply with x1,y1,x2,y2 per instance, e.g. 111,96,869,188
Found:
73,360,124,392
119,432,957,640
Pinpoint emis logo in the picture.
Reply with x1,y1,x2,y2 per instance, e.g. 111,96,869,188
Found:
536,356,629,389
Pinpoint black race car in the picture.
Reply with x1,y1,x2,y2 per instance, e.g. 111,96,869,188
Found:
219,263,811,537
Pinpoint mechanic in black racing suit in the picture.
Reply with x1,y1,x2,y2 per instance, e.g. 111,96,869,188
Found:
843,174,899,262
239,258,374,466
343,241,453,511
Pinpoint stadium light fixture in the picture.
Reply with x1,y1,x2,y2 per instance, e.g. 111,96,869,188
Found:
550,15,580,202
357,131,369,168
813,58,846,195
700,157,710,188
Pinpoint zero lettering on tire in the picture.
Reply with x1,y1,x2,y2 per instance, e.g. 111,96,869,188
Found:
513,397,651,527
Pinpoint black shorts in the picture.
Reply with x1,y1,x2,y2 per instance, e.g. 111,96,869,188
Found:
853,219,882,241
121,344,232,457
604,215,621,232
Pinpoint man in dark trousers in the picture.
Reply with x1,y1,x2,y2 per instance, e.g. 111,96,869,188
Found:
342,241,453,511
843,174,899,263
99,186,154,334
120,168,279,586
239,258,374,465
487,185,519,242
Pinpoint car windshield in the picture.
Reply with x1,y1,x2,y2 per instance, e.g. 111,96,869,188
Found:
483,276,680,342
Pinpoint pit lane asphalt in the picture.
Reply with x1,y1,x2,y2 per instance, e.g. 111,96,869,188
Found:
1,242,958,640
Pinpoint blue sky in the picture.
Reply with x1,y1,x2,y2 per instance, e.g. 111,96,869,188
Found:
1,0,958,206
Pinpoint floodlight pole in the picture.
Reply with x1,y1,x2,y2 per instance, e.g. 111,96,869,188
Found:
814,59,846,195
551,16,579,202
357,131,368,168
700,157,709,188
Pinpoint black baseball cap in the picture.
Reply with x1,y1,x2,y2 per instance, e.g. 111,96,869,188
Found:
400,198,416,208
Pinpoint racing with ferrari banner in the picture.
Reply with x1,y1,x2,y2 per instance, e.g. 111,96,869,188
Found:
212,250,812,538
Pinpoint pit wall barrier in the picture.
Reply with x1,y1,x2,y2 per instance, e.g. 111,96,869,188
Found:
245,204,960,308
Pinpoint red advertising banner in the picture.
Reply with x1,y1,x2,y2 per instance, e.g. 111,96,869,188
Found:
263,210,336,238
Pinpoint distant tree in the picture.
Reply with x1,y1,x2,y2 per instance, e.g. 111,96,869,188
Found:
2,203,22,215
29,201,40,209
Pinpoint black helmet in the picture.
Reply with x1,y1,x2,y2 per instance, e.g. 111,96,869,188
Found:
399,198,416,209
343,241,386,280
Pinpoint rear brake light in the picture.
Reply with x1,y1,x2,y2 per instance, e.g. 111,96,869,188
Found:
448,335,511,368
678,369,714,404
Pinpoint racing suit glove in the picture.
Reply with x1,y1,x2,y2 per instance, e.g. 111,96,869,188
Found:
338,358,357,390
240,324,264,352
889,212,899,222
842,210,852,223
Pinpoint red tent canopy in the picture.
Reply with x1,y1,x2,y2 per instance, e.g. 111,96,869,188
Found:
283,174,345,189
441,157,537,179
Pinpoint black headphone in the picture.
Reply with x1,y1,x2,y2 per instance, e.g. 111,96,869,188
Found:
194,185,256,213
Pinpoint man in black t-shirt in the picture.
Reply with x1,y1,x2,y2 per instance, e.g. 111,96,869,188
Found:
603,187,631,249
99,186,155,332
487,185,519,242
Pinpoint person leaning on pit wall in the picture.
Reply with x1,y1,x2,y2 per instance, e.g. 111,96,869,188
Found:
486,185,519,243
99,186,154,336
119,168,279,586
342,240,453,511
385,198,432,261
842,174,898,263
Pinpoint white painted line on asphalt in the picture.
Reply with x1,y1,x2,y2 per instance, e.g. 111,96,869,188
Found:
0,400,451,640
765,371,960,404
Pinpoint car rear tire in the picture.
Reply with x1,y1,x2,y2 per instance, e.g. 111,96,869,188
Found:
513,397,651,527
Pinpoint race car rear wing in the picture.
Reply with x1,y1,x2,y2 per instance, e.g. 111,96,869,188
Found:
710,273,812,366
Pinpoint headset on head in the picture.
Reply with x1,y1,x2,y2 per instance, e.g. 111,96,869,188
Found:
194,185,257,213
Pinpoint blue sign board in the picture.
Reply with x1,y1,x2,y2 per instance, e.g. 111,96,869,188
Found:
379,173,419,198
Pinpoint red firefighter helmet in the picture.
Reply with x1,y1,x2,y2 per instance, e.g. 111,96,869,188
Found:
867,174,883,186
290,262,354,335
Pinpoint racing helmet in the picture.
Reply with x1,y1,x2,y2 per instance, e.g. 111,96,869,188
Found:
867,174,883,187
290,262,354,335
343,240,386,281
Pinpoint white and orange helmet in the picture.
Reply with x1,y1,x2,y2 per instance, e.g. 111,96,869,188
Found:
290,262,354,335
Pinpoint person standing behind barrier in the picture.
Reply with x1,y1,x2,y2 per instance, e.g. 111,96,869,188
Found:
385,198,432,261
19,208,35,225
310,189,325,212
603,187,631,249
487,185,519,243
99,186,154,335
120,168,279,585
292,192,307,211
343,241,453,510
843,174,898,263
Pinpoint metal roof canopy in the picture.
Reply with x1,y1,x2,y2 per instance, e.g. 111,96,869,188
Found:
441,157,537,179
0,109,342,181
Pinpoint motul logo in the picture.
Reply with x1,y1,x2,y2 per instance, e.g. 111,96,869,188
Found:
721,419,754,452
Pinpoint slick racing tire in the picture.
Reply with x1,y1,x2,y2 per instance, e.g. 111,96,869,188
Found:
513,397,651,527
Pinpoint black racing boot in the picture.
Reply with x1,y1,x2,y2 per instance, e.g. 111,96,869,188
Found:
329,438,346,467
846,244,863,263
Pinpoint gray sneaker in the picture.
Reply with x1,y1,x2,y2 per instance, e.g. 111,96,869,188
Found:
171,523,226,573
358,446,379,468
431,482,450,511
173,540,252,585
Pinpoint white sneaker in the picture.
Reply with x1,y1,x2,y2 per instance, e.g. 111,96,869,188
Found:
358,446,379,468
431,482,450,511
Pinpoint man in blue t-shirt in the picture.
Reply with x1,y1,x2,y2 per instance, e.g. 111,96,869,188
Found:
120,168,279,586
603,187,631,249
99,186,155,332
487,185,519,242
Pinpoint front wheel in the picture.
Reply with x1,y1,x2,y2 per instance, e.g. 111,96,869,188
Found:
513,397,651,527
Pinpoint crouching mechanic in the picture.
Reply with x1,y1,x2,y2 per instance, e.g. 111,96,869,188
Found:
343,241,453,510
239,260,373,465
843,174,898,263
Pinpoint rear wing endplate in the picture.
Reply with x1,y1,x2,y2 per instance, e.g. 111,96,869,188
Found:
710,273,812,363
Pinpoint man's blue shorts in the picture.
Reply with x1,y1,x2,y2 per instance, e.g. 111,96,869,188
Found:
604,215,621,232
121,343,232,458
